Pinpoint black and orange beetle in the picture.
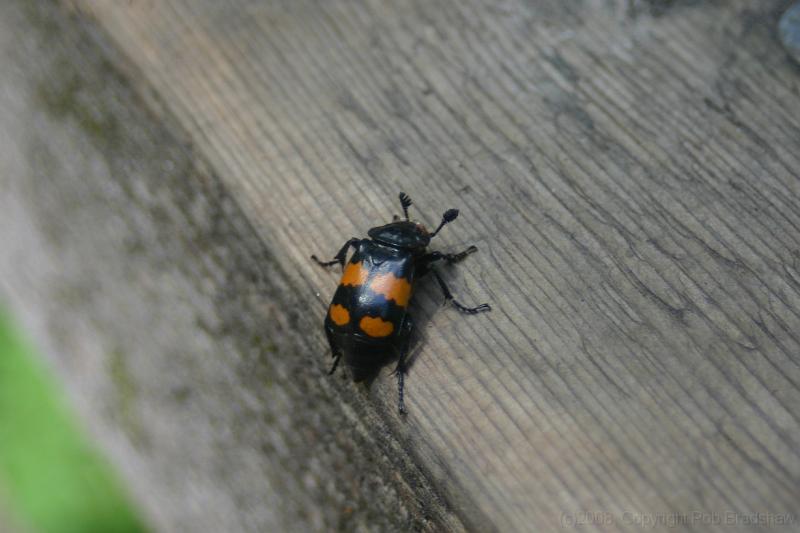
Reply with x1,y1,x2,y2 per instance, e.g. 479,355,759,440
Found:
312,192,491,413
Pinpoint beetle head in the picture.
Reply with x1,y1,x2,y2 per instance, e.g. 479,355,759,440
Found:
368,220,431,250
368,207,460,250
371,193,460,250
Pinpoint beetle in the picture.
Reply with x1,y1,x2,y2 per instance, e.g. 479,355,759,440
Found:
312,192,491,413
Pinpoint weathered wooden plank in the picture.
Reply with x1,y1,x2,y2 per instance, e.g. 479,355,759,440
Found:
0,2,461,532
5,0,800,531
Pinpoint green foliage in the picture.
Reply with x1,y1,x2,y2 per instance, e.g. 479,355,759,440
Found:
0,309,147,533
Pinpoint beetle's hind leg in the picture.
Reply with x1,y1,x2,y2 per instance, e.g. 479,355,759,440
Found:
393,314,414,414
329,354,342,375
325,327,343,375
432,268,491,314
311,238,359,269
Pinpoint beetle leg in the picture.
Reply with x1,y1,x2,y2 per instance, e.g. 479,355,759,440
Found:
432,268,491,314
418,246,478,278
392,313,413,414
395,367,406,414
328,353,342,375
443,245,478,264
311,238,359,269
325,326,342,375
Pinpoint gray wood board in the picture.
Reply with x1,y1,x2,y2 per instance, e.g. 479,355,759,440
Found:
4,0,800,531
0,2,460,532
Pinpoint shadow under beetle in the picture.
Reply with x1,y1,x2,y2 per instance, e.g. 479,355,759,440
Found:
312,192,491,414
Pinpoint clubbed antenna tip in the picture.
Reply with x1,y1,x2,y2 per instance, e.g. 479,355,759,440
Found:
443,208,459,223
399,192,413,220
430,208,460,237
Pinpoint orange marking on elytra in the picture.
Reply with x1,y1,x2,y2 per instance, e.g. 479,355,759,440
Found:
340,261,369,287
329,304,350,326
369,273,412,307
359,316,394,337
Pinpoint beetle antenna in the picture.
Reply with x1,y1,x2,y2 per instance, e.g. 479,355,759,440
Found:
430,208,459,238
399,192,412,220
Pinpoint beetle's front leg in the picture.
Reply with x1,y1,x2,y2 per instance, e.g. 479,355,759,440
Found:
442,245,478,264
311,238,360,269
417,246,478,277
431,268,491,314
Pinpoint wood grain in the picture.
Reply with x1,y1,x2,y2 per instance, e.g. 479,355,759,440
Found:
0,2,461,531
7,0,800,530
